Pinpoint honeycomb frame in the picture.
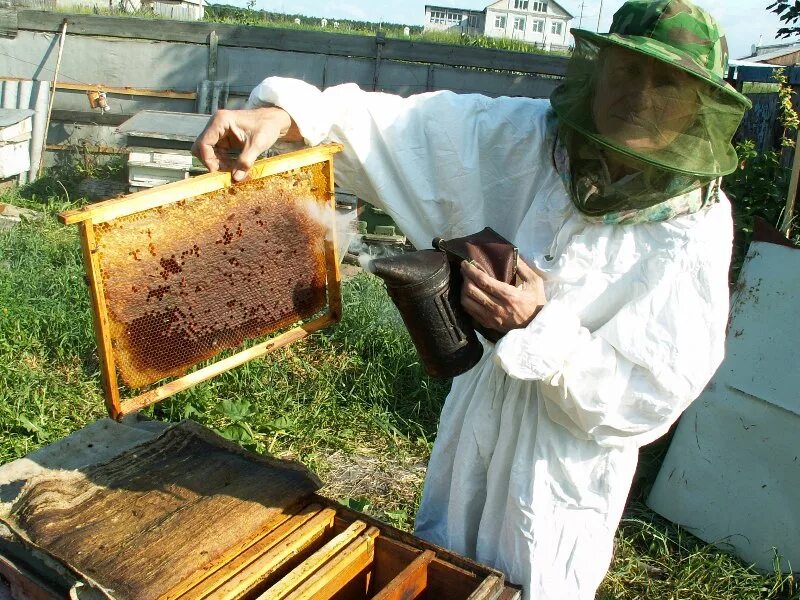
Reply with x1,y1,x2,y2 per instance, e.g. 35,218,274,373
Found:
59,144,343,419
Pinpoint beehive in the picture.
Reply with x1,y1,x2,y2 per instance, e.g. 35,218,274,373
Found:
0,420,521,600
59,145,343,419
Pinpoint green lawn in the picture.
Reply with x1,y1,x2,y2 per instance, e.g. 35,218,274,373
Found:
0,179,796,599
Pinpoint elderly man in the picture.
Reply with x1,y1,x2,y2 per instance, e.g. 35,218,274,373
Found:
193,1,750,597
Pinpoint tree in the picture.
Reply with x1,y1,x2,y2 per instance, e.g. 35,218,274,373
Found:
768,1,800,38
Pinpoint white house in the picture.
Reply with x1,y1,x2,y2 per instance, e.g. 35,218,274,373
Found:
424,0,572,49
424,5,485,35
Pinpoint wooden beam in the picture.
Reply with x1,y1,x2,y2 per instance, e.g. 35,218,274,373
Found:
280,527,380,600
46,143,128,154
163,509,299,600
17,10,568,76
58,144,343,225
256,521,369,600
118,315,336,417
56,81,197,99
50,109,128,127
466,575,504,600
370,549,433,600
322,156,342,323
183,505,337,600
78,221,122,419
1,76,196,99
781,127,800,237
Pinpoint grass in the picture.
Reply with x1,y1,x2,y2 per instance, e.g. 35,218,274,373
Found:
0,170,797,598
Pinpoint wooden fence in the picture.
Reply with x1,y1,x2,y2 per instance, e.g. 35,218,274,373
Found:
732,64,800,155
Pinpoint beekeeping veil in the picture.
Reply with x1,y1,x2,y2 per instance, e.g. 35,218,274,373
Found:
550,0,752,217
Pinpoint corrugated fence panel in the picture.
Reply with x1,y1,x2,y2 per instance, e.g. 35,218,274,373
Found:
0,30,206,90
218,47,328,92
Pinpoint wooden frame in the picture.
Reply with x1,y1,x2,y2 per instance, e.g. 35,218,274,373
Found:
59,144,343,419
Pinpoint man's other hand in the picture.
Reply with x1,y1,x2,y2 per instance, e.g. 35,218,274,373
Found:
191,107,299,182
460,258,546,334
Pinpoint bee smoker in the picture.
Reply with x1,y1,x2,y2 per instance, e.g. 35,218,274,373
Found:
370,250,483,378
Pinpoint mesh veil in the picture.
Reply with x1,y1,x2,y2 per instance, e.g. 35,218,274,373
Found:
550,36,750,216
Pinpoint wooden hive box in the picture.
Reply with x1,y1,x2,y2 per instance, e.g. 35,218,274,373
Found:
0,146,521,600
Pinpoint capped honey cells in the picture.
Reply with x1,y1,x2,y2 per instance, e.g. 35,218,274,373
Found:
93,164,331,388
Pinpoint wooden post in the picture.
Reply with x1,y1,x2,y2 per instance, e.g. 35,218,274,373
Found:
78,221,122,419
207,30,218,82
38,18,67,179
324,156,343,323
781,126,800,237
373,31,385,92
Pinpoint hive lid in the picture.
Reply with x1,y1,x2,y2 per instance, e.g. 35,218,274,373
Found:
1,419,320,600
59,144,343,419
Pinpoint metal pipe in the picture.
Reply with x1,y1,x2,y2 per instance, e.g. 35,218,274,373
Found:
29,80,49,185
1,80,18,109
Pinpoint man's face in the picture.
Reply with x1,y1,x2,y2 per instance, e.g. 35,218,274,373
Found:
591,46,702,152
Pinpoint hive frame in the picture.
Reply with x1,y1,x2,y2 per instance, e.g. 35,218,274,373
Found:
59,144,344,420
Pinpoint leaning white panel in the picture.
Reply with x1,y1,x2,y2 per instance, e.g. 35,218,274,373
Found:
647,240,800,573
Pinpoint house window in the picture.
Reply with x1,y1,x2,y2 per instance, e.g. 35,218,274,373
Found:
513,16,526,31
532,1,548,11
495,14,506,28
447,11,461,24
531,18,544,33
513,0,529,9
551,20,563,34
429,10,446,24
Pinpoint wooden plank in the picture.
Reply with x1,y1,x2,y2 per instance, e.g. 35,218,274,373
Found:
466,575,504,600
50,109,128,127
497,587,523,600
329,499,509,584
781,125,800,237
426,559,487,600
116,110,211,142
369,535,421,592
16,10,568,76
58,143,343,225
118,314,335,416
370,549,433,600
381,37,567,76
7,422,321,600
0,554,61,600
17,11,375,57
47,143,127,154
183,505,337,600
256,521,368,600
78,221,122,419
0,8,18,38
322,156,342,322
56,81,197,99
163,508,300,600
281,527,379,600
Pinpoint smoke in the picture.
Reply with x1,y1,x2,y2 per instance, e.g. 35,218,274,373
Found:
347,235,407,274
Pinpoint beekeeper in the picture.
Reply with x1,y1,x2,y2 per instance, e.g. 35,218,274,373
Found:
193,0,750,597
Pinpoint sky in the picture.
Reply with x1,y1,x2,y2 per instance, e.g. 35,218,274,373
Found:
226,0,794,60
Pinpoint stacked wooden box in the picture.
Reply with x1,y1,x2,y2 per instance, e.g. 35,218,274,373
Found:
0,108,33,180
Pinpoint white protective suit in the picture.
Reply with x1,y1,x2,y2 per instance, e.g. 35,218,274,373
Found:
248,78,732,599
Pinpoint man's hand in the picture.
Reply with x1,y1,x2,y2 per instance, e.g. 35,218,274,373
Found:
460,258,546,334
191,107,300,182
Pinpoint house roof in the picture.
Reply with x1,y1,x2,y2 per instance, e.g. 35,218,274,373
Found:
424,5,484,15
485,0,574,19
739,45,800,62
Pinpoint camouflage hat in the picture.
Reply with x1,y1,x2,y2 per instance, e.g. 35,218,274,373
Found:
572,0,749,107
